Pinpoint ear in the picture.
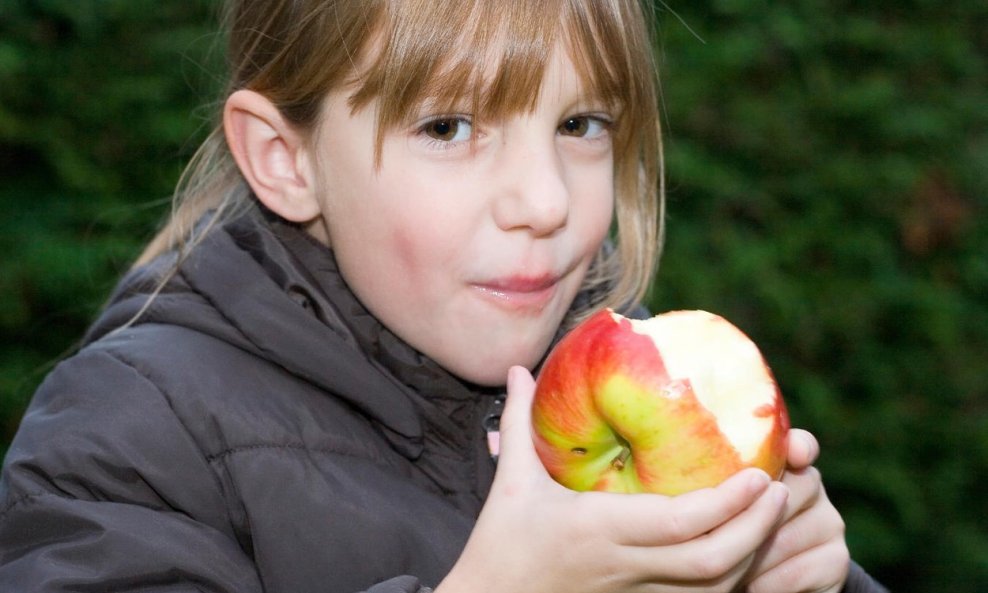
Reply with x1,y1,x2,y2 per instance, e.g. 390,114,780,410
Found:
224,89,320,223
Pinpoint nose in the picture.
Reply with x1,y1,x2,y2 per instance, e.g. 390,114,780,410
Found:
492,135,570,236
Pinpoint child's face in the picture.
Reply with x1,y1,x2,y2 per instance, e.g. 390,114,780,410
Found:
309,46,614,386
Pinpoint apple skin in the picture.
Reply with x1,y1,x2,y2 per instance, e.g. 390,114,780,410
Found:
532,309,789,496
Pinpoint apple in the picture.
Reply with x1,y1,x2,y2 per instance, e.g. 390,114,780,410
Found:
532,309,789,496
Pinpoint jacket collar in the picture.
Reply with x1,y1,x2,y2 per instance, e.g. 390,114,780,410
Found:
140,210,429,458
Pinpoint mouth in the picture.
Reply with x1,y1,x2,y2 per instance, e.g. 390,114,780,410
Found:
472,274,561,311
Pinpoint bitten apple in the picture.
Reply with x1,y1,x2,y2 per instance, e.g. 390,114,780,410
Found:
532,309,789,496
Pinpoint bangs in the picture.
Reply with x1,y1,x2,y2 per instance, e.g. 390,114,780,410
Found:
348,0,656,158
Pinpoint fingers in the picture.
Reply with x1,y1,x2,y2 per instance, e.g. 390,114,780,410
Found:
786,429,819,469
778,466,822,525
625,480,791,582
745,538,850,593
587,468,776,546
749,476,845,580
743,467,848,593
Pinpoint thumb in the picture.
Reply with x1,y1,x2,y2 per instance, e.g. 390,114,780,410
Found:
493,366,546,477
786,429,820,470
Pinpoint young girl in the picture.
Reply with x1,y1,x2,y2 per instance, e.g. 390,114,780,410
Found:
0,1,886,592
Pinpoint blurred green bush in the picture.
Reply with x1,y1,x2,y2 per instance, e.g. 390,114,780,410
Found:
0,0,221,436
651,2,988,591
1,1,985,592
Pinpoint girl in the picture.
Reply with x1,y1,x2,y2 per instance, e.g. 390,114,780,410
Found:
0,1,886,592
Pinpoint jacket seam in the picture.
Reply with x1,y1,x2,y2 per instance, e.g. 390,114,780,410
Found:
101,341,406,477
0,490,51,521
0,349,227,522
0,490,180,523
94,347,231,504
204,442,389,464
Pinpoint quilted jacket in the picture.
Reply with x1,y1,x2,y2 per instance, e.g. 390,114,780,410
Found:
0,209,887,592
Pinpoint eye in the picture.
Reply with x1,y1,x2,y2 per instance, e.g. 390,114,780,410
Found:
559,115,610,139
421,117,473,143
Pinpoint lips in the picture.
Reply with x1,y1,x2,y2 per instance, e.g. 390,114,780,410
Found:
472,274,561,311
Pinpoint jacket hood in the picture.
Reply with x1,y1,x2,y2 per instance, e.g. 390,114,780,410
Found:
85,210,431,457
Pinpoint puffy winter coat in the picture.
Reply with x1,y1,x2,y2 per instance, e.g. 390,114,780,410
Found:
0,210,887,592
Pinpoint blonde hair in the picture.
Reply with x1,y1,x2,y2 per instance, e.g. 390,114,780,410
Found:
138,0,664,322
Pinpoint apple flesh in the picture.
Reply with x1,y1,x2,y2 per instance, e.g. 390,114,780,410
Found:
532,309,789,496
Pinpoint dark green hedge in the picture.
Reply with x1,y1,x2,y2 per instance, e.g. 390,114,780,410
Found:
1,2,986,592
650,3,988,591
0,0,221,436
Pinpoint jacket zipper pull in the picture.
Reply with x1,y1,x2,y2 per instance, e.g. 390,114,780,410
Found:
482,394,506,463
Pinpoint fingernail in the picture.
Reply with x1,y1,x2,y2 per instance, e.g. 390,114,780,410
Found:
800,432,819,460
747,470,771,494
769,482,790,506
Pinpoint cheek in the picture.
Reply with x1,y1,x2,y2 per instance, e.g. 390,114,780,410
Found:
390,224,426,273
377,171,480,273
574,173,616,248
369,191,470,293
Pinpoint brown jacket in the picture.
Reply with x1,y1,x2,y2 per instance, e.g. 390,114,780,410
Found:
0,211,887,593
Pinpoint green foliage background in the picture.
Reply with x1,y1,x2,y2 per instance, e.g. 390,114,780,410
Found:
1,1,985,591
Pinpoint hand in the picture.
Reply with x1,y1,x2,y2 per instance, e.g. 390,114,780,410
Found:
741,430,850,593
436,367,790,593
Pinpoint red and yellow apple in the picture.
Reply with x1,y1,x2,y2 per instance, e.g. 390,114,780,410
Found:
532,309,789,496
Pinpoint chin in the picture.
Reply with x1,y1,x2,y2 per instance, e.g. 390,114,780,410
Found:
449,360,517,388
444,346,544,387
437,304,570,387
